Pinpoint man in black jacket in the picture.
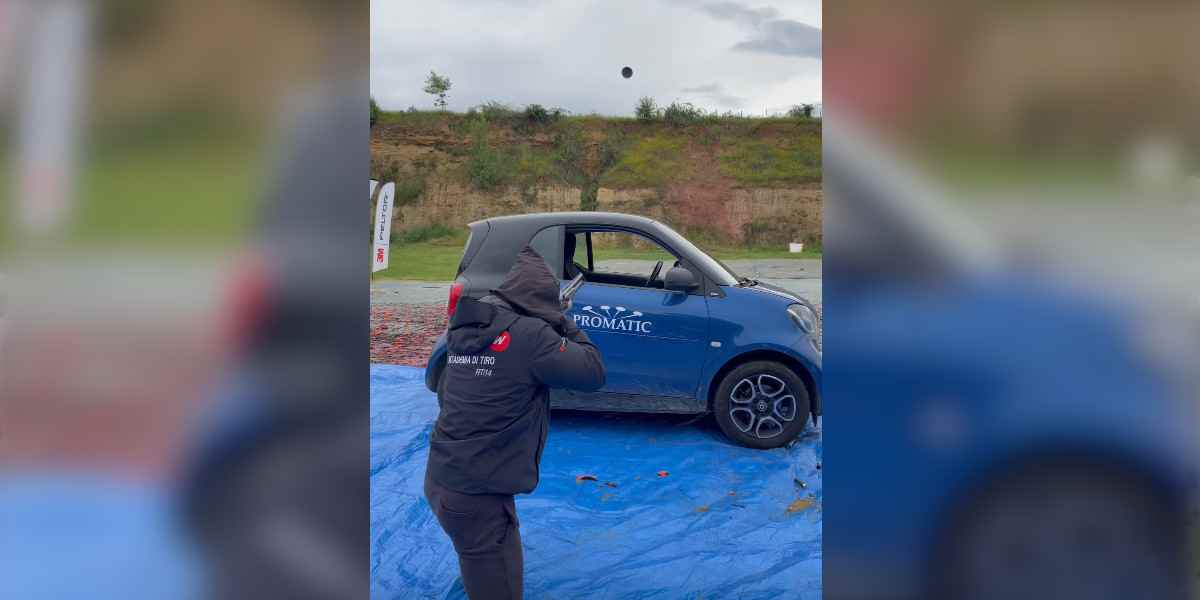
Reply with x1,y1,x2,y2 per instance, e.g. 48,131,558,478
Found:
425,246,606,600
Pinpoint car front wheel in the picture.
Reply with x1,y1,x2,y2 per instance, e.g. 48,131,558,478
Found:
712,361,810,449
931,464,1186,600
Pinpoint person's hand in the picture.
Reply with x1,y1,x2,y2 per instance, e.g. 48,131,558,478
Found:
561,297,573,312
553,310,579,337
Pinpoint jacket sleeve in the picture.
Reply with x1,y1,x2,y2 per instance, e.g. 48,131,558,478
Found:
530,320,606,392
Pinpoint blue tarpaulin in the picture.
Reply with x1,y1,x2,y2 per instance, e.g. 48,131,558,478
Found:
0,473,198,599
371,364,822,599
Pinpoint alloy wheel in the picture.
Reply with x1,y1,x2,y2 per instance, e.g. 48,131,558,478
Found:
728,374,797,439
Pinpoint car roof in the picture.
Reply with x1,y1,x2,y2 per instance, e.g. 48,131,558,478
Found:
473,211,662,230
459,211,740,290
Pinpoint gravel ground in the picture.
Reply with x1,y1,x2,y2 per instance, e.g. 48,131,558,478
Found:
371,258,822,366
371,304,447,366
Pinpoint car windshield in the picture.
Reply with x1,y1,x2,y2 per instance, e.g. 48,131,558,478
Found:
650,224,741,286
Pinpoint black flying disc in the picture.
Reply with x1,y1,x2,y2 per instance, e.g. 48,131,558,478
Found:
621,66,633,79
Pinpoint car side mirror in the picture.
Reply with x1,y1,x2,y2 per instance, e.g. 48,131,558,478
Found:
663,266,698,292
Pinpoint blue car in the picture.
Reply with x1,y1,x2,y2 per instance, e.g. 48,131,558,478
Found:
424,212,822,448
823,124,1198,599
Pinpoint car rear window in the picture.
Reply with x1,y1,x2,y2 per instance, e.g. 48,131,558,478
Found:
457,223,487,275
528,225,564,277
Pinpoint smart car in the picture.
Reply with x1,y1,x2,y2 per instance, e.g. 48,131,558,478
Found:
823,120,1198,599
423,212,822,449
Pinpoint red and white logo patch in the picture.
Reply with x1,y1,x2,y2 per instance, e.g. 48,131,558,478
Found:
490,331,511,352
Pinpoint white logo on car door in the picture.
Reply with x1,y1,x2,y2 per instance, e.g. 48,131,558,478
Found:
573,305,653,334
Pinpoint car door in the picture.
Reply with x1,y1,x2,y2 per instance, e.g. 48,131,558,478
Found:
560,228,710,402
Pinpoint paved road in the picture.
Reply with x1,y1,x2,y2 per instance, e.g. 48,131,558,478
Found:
372,258,823,308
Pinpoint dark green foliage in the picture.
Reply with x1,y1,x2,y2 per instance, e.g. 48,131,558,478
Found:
662,101,704,127
371,157,401,184
635,97,658,123
423,71,452,110
551,124,589,187
394,177,426,206
787,104,816,119
550,124,626,210
477,101,518,121
464,119,516,191
523,104,563,126
580,183,600,211
370,98,380,126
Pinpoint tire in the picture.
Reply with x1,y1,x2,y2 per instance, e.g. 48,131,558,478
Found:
712,361,810,449
931,463,1186,600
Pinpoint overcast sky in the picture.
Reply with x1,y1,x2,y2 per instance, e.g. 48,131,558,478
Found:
371,0,820,116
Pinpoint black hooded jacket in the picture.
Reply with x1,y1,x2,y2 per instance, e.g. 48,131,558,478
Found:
426,247,606,495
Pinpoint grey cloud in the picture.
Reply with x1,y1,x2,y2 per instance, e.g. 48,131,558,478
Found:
680,82,746,108
732,19,821,58
371,0,819,116
678,0,821,59
696,1,779,28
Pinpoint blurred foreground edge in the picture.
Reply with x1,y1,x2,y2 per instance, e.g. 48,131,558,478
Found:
2,2,370,599
822,112,1198,600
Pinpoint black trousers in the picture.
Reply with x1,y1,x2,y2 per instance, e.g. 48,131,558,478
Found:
424,472,524,600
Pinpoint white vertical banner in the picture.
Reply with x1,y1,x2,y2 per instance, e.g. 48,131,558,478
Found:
369,179,379,201
372,182,396,272
16,0,92,235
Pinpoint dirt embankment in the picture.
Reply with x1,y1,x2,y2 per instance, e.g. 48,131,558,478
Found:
371,113,822,247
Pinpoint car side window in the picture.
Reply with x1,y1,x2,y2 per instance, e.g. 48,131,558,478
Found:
568,229,682,290
563,232,591,279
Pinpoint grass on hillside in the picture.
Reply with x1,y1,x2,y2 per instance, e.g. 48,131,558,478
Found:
376,108,815,132
719,137,822,185
77,140,259,244
600,136,686,188
371,230,820,282
0,137,259,248
373,109,822,189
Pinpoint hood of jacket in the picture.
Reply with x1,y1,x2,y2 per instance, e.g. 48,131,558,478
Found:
490,246,564,326
447,295,518,354
446,246,560,353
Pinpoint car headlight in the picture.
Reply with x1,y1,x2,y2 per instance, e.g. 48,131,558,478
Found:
787,303,816,334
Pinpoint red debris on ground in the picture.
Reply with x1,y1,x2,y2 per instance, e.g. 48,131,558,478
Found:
371,303,447,366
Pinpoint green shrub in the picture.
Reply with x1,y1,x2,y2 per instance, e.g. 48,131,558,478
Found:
514,144,555,187
370,157,401,183
524,104,548,124
464,119,516,191
551,124,589,186
635,97,658,123
523,104,563,126
787,104,816,119
394,176,426,206
370,98,380,126
597,132,627,171
423,71,452,110
466,147,515,191
477,101,518,122
662,101,703,127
